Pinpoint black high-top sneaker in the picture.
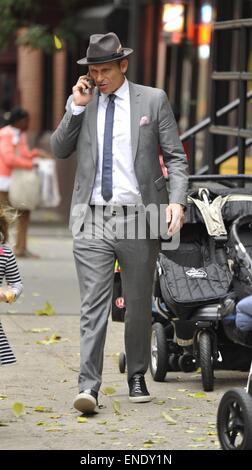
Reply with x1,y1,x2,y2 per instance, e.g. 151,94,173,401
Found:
128,374,151,403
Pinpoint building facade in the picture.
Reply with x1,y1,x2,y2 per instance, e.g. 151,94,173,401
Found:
0,0,251,221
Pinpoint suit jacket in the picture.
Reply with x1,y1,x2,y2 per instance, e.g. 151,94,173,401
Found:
51,81,189,235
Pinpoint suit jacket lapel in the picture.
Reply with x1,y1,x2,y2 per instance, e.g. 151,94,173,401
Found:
87,89,99,166
129,82,141,162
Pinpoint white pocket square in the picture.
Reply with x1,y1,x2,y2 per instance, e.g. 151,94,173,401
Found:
139,116,150,126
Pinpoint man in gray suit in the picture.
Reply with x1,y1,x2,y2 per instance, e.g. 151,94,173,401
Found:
51,32,188,414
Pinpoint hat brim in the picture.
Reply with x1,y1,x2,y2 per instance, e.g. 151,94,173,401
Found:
77,48,133,65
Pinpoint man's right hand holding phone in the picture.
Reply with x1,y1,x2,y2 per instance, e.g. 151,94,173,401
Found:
72,75,95,106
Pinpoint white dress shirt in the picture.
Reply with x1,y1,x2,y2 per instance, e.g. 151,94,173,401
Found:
71,78,142,205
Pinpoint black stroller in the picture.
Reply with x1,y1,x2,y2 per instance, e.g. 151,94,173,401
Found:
150,175,252,391
217,214,252,450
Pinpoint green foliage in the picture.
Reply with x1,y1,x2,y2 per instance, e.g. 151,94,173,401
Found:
0,0,41,50
17,25,54,53
0,0,78,52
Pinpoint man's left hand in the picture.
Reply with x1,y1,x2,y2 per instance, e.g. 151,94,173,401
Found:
166,203,185,237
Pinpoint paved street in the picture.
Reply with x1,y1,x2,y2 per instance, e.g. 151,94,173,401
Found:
0,224,248,450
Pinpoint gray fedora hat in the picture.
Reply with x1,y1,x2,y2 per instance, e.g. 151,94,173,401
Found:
77,32,133,65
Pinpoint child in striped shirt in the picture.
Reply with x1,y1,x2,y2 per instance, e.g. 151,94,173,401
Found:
0,206,23,365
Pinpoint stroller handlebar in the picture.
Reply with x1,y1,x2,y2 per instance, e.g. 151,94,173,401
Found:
232,215,252,280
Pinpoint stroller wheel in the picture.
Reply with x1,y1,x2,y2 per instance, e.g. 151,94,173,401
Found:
198,331,214,391
168,353,180,372
118,352,126,373
217,388,252,450
178,353,197,373
149,322,168,382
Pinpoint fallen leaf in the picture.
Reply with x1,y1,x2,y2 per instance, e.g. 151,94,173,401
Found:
34,406,45,412
28,328,51,333
37,421,64,428
170,406,191,411
12,402,25,417
0,422,8,426
162,412,177,425
36,334,65,345
187,392,207,399
192,437,206,442
77,417,88,423
153,400,166,405
143,439,155,448
112,400,121,415
34,302,55,316
0,395,7,400
34,406,53,413
101,387,116,396
190,370,201,378
167,396,177,400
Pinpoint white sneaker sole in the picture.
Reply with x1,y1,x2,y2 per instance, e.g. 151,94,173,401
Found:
129,395,152,403
73,392,97,414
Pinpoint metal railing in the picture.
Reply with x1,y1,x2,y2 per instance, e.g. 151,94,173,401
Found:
180,91,252,174
181,18,252,175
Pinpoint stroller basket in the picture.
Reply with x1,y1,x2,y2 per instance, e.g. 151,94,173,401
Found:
158,255,231,318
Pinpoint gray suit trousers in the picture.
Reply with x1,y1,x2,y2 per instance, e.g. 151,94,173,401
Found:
73,208,160,393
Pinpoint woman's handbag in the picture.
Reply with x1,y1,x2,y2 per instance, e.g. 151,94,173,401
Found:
36,159,61,208
8,168,41,211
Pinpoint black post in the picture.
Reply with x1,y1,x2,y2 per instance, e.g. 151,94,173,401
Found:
150,0,162,87
188,0,200,129
237,26,247,174
127,0,140,82
188,136,196,174
207,28,217,174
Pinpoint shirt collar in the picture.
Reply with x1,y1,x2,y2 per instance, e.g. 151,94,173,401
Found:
99,78,129,104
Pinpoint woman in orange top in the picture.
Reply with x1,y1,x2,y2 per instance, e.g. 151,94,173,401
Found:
0,107,46,257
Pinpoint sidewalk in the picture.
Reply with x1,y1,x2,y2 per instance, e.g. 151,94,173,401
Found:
0,224,247,450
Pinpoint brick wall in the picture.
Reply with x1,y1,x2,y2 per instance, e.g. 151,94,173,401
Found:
17,29,43,137
53,49,66,129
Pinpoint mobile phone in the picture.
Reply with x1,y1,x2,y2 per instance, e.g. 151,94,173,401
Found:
86,74,95,94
